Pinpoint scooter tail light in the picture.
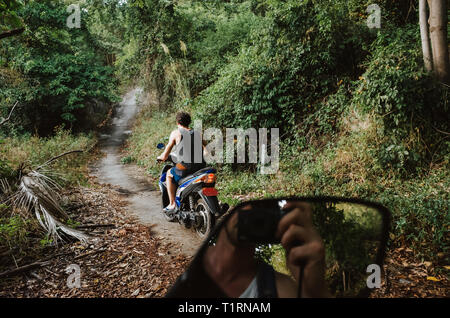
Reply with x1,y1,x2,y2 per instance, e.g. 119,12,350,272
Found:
204,173,216,184
202,187,218,196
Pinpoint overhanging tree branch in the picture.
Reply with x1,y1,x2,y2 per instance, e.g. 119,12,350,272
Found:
0,27,25,40
35,150,84,171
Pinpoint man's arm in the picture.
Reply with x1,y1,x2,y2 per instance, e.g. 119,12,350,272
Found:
275,272,298,298
157,130,177,161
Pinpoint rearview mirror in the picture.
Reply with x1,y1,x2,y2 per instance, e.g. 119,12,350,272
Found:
166,197,390,298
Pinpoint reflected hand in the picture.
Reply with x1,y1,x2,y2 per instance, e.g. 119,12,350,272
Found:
276,202,330,298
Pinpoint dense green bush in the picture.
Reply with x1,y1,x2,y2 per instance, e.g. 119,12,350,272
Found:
193,0,374,133
193,43,297,130
0,215,31,249
181,1,264,95
354,25,448,130
377,170,450,260
0,128,96,186
353,25,449,173
0,0,119,135
0,158,15,181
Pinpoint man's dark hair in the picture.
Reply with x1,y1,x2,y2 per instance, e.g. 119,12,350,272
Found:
176,111,191,127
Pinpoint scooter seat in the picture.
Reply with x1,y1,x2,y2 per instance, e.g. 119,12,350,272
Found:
178,167,216,185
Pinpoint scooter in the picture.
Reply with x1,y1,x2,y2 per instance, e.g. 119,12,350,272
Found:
156,143,229,238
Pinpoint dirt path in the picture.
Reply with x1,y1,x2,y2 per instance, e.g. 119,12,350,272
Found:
0,88,199,298
89,88,203,257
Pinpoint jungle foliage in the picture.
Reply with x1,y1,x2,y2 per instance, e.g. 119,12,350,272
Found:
0,0,448,263
116,0,448,262
0,0,119,136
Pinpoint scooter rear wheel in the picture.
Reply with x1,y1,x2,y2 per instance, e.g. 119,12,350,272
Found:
195,198,213,238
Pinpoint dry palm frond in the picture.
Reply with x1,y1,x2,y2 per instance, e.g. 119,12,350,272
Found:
1,150,88,243
0,178,12,195
37,168,66,182
160,42,170,55
11,170,88,243
180,40,187,54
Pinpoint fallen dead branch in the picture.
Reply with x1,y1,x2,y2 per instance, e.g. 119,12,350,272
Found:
0,101,18,126
36,150,84,171
75,223,115,230
73,244,108,261
0,248,18,258
0,251,74,279
0,261,47,279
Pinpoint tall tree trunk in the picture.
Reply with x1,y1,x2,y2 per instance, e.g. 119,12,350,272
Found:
428,0,450,84
419,0,433,71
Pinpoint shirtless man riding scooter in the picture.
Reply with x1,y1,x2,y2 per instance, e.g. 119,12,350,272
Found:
157,111,206,213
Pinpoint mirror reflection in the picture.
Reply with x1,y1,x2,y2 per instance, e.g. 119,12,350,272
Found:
167,198,386,298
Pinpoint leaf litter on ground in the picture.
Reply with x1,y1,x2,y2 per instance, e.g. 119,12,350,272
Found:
0,183,190,298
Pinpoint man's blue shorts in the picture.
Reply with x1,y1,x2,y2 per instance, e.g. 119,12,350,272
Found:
169,167,184,184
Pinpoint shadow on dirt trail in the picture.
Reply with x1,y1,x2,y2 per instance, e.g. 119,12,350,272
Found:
89,88,203,257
